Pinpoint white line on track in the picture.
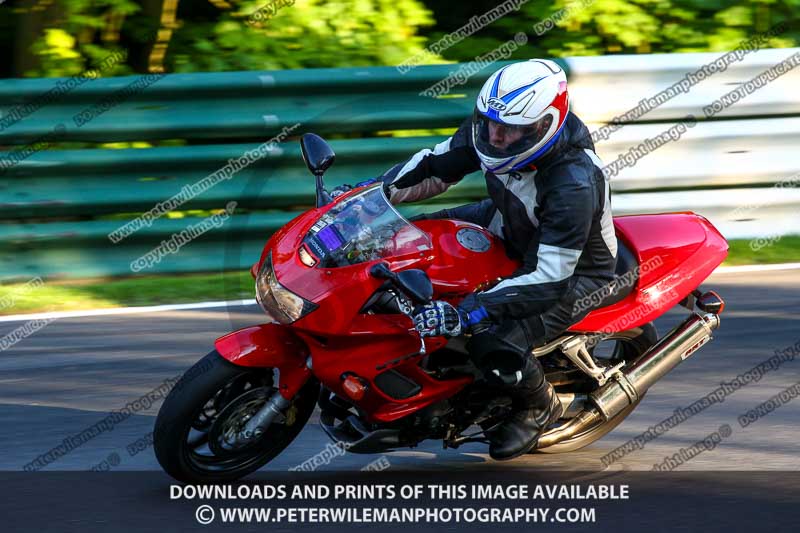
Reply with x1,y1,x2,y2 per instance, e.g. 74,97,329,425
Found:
0,263,798,323
713,262,800,274
0,299,256,323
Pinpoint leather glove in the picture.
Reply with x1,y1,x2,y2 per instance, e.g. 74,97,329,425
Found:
331,178,380,198
412,296,491,338
412,300,465,338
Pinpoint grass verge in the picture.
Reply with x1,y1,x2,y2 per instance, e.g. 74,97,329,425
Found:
723,235,800,265
1,237,798,316
0,271,254,316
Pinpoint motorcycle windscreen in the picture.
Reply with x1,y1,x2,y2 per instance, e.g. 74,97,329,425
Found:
302,184,432,268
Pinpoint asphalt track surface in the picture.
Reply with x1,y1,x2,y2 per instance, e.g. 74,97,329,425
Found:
1,269,798,474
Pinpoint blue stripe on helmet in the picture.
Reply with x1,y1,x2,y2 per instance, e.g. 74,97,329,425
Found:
485,68,508,121
489,67,506,98
500,75,546,104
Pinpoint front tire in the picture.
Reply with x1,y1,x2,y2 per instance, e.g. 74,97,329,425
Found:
154,350,318,483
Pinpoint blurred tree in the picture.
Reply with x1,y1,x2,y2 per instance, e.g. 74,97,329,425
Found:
420,0,798,61
3,0,798,78
14,0,142,77
170,0,439,71
4,0,439,77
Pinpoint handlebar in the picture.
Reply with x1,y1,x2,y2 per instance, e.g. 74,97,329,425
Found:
370,262,427,355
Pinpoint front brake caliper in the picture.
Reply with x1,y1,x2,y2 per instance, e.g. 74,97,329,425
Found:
284,404,298,426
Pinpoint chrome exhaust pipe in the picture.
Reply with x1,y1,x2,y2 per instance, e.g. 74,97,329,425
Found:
556,392,588,418
538,409,603,448
590,313,720,420
539,312,721,447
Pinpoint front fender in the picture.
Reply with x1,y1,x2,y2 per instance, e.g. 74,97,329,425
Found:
215,323,311,398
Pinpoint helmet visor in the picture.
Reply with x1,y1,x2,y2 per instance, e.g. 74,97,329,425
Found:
472,108,554,160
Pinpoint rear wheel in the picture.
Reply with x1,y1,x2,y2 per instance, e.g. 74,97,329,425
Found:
154,350,318,482
534,323,658,454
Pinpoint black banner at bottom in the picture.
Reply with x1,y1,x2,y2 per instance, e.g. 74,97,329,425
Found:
2,471,797,532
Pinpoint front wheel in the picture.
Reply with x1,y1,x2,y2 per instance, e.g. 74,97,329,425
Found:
154,350,318,483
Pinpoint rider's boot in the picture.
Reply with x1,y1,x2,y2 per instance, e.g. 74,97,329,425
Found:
487,357,563,460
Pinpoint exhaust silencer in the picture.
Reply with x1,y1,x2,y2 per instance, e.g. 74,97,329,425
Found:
590,313,720,420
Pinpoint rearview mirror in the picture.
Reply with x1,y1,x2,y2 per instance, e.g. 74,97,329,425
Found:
369,264,433,305
300,133,335,176
396,269,433,305
300,133,335,207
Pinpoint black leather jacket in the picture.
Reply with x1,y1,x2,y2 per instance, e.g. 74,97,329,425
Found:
379,112,617,323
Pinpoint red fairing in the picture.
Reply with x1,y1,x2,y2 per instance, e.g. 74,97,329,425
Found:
298,325,463,423
570,213,728,333
257,199,434,336
232,178,727,424
413,219,518,297
215,324,311,399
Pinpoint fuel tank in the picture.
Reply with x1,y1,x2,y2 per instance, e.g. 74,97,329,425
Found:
413,219,518,296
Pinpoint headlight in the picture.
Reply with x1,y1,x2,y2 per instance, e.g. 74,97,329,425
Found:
255,252,317,324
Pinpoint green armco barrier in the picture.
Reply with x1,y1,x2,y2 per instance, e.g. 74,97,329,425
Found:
1,60,519,279
3,52,798,280
0,62,522,145
0,61,524,280
0,203,464,279
1,137,485,218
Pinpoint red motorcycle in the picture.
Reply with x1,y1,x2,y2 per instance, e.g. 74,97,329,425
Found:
154,134,728,482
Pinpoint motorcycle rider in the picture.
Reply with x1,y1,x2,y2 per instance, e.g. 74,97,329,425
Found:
337,59,617,459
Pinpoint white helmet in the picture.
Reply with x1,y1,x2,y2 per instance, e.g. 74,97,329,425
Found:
472,59,570,174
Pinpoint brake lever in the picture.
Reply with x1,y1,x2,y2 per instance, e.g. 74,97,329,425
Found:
393,293,426,356
370,262,427,355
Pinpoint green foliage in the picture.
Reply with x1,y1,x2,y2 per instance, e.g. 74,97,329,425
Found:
15,0,438,76
25,0,141,77
169,0,439,71
425,0,799,62
12,0,799,78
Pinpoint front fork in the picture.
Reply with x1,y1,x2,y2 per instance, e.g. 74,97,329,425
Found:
215,325,314,444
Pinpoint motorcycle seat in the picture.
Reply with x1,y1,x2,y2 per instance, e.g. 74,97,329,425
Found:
594,238,638,309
